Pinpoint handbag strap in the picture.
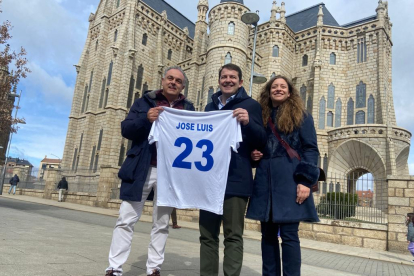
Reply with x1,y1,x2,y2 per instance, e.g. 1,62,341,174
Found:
268,118,301,161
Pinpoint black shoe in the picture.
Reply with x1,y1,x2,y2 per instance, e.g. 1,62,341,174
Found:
105,269,121,276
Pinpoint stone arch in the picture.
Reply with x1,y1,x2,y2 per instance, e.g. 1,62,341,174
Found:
395,146,410,175
329,139,386,181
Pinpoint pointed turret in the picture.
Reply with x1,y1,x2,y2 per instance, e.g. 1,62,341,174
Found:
317,5,324,26
270,1,277,23
280,2,286,23
376,0,386,22
197,0,209,22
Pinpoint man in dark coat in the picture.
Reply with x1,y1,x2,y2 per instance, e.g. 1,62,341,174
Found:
57,177,68,202
8,174,19,195
199,63,267,276
105,66,195,276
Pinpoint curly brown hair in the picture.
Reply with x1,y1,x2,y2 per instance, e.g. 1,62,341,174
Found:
258,75,305,133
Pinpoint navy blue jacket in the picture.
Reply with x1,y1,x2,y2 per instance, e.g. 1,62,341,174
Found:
246,112,320,223
205,87,267,197
118,90,195,201
9,175,19,186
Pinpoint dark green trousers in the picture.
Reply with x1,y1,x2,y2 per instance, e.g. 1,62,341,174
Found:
199,196,248,276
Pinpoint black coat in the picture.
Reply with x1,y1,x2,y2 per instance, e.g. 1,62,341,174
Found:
118,90,195,201
246,113,320,223
9,175,19,186
57,178,68,190
205,87,267,197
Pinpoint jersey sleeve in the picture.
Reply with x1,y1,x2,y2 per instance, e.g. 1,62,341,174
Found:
230,118,243,153
148,117,159,145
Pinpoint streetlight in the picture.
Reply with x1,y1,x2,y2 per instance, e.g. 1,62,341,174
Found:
241,10,267,97
0,90,22,195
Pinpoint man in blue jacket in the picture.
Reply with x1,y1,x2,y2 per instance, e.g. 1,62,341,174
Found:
199,63,267,276
105,66,195,276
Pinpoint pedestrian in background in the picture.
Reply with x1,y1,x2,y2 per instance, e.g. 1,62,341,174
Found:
8,174,19,195
407,215,414,263
57,177,68,202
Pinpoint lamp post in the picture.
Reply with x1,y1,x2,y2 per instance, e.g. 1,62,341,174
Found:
0,90,22,195
241,10,267,97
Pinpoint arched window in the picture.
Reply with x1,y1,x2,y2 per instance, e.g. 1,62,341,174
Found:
127,75,135,108
368,94,375,123
207,87,214,104
88,71,94,92
116,0,120,8
104,89,109,107
270,72,276,78
114,29,118,42
81,85,88,113
99,78,106,108
302,54,308,66
136,64,144,89
327,83,335,108
300,84,306,104
197,90,201,106
330,52,336,65
184,80,189,97
118,143,125,166
327,111,333,127
319,96,326,129
347,98,354,125
107,61,113,86
224,52,232,64
356,81,366,108
357,37,367,63
356,110,365,124
167,49,172,60
306,95,313,113
272,45,279,57
143,82,148,93
95,40,99,51
142,33,147,46
228,22,235,35
335,98,342,127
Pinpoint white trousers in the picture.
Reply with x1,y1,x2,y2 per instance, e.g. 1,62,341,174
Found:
58,189,65,201
107,167,173,275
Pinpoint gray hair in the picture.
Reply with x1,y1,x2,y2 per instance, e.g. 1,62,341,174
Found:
163,66,188,87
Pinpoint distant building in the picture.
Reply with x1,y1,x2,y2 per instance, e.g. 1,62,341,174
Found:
38,156,61,179
4,157,33,182
357,190,374,207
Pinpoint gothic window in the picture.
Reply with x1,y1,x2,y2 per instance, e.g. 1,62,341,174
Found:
114,29,118,42
327,83,335,108
93,154,99,173
88,71,93,92
270,72,276,78
183,80,189,97
104,89,109,107
300,85,306,104
116,0,120,8
118,143,125,166
272,45,279,57
228,22,235,35
207,87,214,104
302,54,308,66
71,148,78,171
97,129,103,150
167,49,172,60
127,75,135,108
330,52,336,65
143,82,148,93
347,98,354,125
90,146,96,170
327,111,333,127
323,153,328,173
319,96,326,129
99,78,106,108
356,110,365,124
335,98,342,127
368,94,375,123
306,95,313,113
107,61,113,86
142,33,147,46
356,81,366,108
81,85,88,113
224,52,232,64
95,40,98,51
357,37,367,63
79,133,83,153
136,64,144,89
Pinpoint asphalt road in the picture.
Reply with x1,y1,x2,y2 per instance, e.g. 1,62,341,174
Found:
1,197,413,276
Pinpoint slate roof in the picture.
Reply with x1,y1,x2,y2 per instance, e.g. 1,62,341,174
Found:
221,0,244,4
341,15,377,28
141,0,195,38
286,3,339,33
7,157,33,167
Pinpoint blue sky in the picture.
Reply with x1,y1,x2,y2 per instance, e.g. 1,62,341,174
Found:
2,0,414,174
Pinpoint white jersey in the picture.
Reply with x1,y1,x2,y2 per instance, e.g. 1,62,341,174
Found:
148,107,242,215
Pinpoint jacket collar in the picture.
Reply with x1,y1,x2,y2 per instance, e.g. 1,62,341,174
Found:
211,86,249,109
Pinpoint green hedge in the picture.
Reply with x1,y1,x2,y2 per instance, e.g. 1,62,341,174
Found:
317,192,358,219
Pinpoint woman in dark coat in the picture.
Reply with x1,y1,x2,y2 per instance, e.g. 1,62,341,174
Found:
246,75,320,276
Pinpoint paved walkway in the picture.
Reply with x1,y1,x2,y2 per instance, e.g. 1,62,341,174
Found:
2,194,414,269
